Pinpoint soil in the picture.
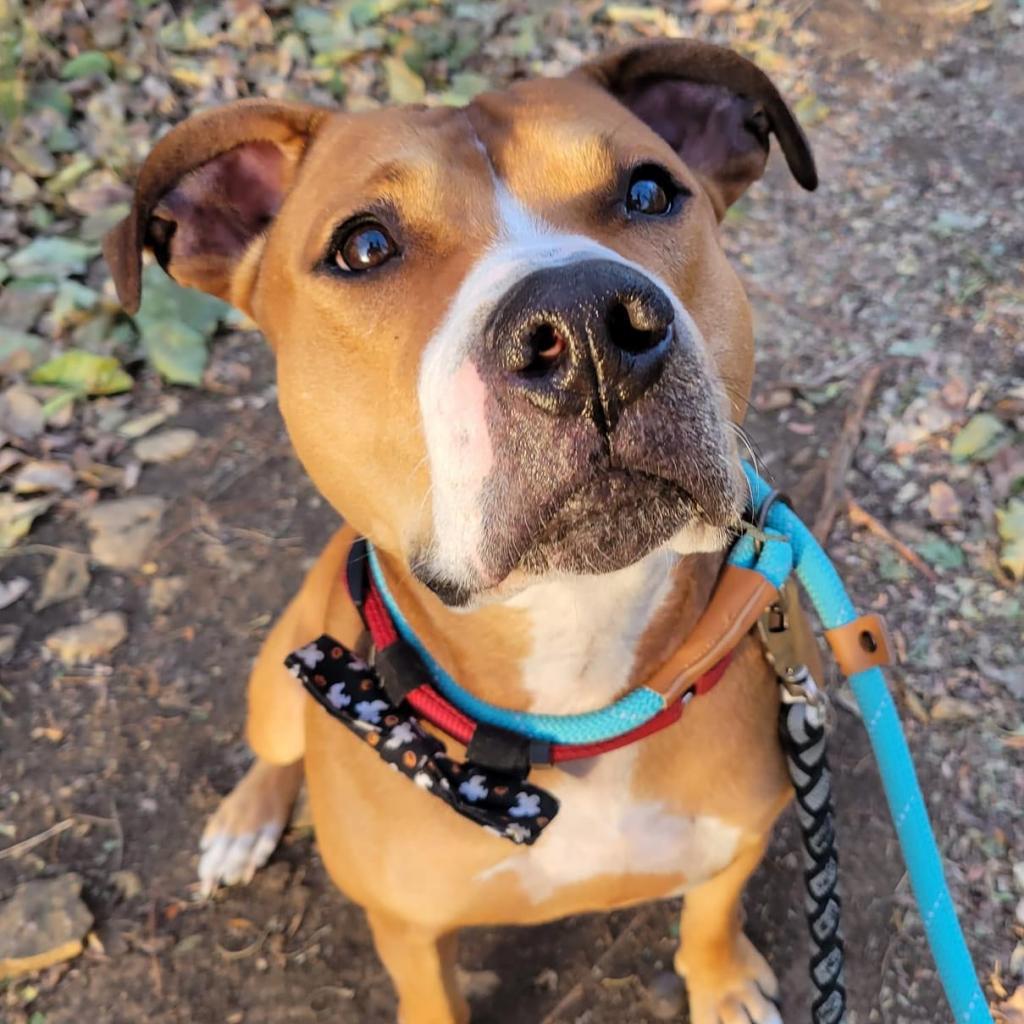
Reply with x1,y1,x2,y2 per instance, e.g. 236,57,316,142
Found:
1,3,1021,1024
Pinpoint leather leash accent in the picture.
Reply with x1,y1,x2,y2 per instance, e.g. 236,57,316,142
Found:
645,563,780,702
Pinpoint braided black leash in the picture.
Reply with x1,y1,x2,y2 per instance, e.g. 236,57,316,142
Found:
778,671,848,1024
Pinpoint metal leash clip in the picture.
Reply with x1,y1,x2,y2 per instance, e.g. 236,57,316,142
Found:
758,587,833,733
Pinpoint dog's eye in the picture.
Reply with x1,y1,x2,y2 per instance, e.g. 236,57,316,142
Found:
335,221,397,273
625,167,680,216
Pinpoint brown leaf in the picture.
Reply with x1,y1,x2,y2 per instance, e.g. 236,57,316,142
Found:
36,550,91,611
996,986,1024,1024
927,480,962,523
45,612,127,666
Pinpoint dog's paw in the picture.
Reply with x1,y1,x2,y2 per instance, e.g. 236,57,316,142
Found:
198,759,303,898
677,933,782,1024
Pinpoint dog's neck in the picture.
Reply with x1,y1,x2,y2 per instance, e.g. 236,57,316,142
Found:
374,546,724,716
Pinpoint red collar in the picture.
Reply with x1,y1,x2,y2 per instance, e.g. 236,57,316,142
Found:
350,542,735,771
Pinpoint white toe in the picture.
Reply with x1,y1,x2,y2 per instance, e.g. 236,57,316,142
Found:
219,833,258,886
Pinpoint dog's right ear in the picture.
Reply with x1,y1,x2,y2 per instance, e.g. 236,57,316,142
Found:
104,99,329,314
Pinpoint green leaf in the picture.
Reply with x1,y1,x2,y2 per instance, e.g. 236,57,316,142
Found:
383,56,425,103
950,413,1006,462
139,321,209,386
60,51,112,80
0,329,47,369
996,498,1024,580
439,71,490,105
915,536,966,572
132,264,229,385
8,237,98,279
31,350,133,395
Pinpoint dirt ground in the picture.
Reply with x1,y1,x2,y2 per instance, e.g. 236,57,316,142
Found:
1,2,1022,1023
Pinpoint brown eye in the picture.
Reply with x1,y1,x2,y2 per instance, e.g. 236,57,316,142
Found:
336,221,397,272
626,166,680,216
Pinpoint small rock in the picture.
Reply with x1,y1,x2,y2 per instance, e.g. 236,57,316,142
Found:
12,459,76,495
81,496,165,570
1010,941,1024,978
45,611,127,666
133,428,198,464
148,574,186,613
455,966,501,1001
646,972,686,1020
0,576,30,610
1015,862,1024,893
0,873,93,981
35,549,91,611
1017,897,1024,928
930,696,981,722
533,967,559,993
0,387,45,440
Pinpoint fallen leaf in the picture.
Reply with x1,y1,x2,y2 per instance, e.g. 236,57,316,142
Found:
35,550,91,611
60,51,112,80
0,577,30,611
45,612,127,665
996,498,1024,580
117,409,171,440
0,388,45,440
133,428,198,464
951,413,1006,462
12,460,76,495
0,329,47,373
930,695,981,722
927,480,962,522
383,56,426,103
31,350,133,396
81,497,166,570
133,264,228,385
454,966,501,1001
0,495,54,550
7,237,98,280
0,625,20,664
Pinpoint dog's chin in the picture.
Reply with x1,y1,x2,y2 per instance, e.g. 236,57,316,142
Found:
414,469,741,609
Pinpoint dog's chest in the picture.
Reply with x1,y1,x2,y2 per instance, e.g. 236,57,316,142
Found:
476,747,740,903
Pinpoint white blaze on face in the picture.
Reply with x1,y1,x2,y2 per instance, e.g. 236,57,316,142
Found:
416,180,726,595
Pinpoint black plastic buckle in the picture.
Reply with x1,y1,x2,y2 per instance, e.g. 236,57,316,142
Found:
374,641,428,706
466,723,538,777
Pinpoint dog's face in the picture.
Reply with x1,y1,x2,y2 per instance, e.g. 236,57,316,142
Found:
106,41,815,606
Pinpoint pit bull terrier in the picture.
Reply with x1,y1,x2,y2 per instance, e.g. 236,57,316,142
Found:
105,38,821,1024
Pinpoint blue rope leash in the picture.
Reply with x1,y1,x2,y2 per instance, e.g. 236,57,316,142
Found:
734,463,991,1024
369,464,991,1022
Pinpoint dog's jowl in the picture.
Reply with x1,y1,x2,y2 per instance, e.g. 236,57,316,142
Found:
107,38,819,1024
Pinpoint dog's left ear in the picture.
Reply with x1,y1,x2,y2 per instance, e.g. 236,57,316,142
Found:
575,40,817,216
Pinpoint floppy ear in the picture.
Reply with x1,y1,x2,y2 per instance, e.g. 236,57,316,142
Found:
104,99,329,314
575,40,817,216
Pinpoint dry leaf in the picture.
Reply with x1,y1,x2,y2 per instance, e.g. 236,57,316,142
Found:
36,550,91,611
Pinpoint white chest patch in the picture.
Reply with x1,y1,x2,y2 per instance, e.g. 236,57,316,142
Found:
476,747,740,903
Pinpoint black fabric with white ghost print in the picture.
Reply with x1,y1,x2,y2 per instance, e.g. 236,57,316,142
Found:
285,635,560,845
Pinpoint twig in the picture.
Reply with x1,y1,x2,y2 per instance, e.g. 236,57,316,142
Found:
539,909,653,1024
0,817,75,860
813,364,885,542
847,499,938,582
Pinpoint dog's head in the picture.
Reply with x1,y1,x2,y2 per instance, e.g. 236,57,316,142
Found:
106,40,816,607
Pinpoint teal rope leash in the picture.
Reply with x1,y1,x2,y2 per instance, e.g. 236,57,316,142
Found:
736,463,992,1024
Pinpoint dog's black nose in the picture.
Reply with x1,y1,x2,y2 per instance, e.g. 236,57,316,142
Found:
486,259,674,430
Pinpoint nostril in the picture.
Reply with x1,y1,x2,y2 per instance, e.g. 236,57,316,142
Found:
606,299,673,355
521,322,567,377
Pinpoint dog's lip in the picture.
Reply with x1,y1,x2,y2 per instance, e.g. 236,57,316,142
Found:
505,465,733,568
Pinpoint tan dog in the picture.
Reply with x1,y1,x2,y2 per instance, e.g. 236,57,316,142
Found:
106,39,821,1024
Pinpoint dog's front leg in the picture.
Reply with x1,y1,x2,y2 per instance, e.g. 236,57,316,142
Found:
368,911,469,1024
675,837,782,1024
